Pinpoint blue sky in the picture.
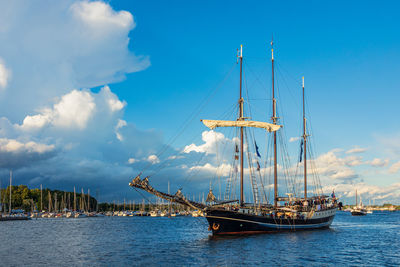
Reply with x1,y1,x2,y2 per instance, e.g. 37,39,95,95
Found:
0,0,399,204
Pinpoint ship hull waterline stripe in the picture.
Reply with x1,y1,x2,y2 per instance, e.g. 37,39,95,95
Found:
206,215,333,229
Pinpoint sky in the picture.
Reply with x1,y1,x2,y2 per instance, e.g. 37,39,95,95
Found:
0,0,399,204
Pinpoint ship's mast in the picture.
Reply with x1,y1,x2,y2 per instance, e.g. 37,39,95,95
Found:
271,40,278,208
356,189,358,207
302,77,307,202
238,45,244,207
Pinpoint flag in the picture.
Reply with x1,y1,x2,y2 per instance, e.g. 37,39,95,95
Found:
256,161,261,171
255,141,261,158
299,139,304,162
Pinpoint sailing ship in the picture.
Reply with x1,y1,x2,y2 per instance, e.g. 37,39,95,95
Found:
129,42,338,234
351,190,367,216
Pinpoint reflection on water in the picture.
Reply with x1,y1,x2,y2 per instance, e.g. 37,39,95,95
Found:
0,211,399,266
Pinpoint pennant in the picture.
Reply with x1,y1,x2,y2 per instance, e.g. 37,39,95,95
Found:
299,139,304,162
256,161,261,171
255,141,261,158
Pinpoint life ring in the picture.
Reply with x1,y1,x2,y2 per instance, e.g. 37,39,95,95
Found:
212,222,220,231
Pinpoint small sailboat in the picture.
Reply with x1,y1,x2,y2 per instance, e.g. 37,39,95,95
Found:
351,190,367,216
129,43,338,234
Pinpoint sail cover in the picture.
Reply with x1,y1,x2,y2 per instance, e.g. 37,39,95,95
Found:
201,119,281,132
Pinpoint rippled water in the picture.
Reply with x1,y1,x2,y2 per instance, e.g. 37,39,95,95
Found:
1,211,399,266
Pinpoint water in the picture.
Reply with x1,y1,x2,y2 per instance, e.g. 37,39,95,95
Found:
1,211,399,266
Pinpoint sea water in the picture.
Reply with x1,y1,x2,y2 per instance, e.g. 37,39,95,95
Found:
0,211,399,266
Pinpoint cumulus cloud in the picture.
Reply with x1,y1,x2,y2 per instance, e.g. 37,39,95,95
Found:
0,58,11,89
71,0,134,30
128,158,137,164
147,155,160,164
115,119,127,141
184,130,237,155
0,0,149,121
17,86,126,132
323,182,400,205
314,150,358,180
0,138,56,169
368,158,389,167
0,1,157,200
346,146,367,154
0,138,54,154
389,161,400,174
188,163,231,177
289,136,300,143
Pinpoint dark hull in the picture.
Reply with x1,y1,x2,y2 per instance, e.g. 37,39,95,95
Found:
206,209,336,235
351,211,367,216
0,216,30,221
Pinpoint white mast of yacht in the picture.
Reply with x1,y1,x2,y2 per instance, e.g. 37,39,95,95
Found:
9,170,12,214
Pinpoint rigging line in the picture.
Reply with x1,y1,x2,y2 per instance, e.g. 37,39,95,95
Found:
249,123,268,205
265,132,273,204
133,187,155,205
279,128,298,197
140,63,237,175
244,129,255,205
243,59,270,90
150,101,238,178
275,64,301,117
275,61,303,87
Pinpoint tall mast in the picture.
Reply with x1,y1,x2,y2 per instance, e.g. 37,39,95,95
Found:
9,170,12,214
88,189,90,212
40,184,43,211
238,45,244,207
302,77,307,202
271,40,278,208
0,178,2,213
73,186,76,211
356,189,358,207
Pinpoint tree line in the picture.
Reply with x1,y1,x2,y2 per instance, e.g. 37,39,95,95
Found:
0,184,97,213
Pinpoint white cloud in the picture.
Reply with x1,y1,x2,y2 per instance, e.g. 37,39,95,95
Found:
0,58,11,89
184,130,237,155
0,138,54,153
314,149,358,180
344,155,363,166
389,161,400,174
115,119,127,141
128,158,137,164
368,158,389,167
20,112,52,131
18,89,95,131
18,85,128,133
147,155,160,164
0,0,149,120
71,1,134,31
323,182,400,205
346,146,367,154
0,138,56,169
53,90,96,129
289,136,300,142
188,163,231,177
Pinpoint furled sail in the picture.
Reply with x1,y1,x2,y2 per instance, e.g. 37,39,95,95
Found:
201,119,281,132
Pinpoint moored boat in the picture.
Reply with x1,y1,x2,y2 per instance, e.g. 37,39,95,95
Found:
351,190,367,216
129,42,338,234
